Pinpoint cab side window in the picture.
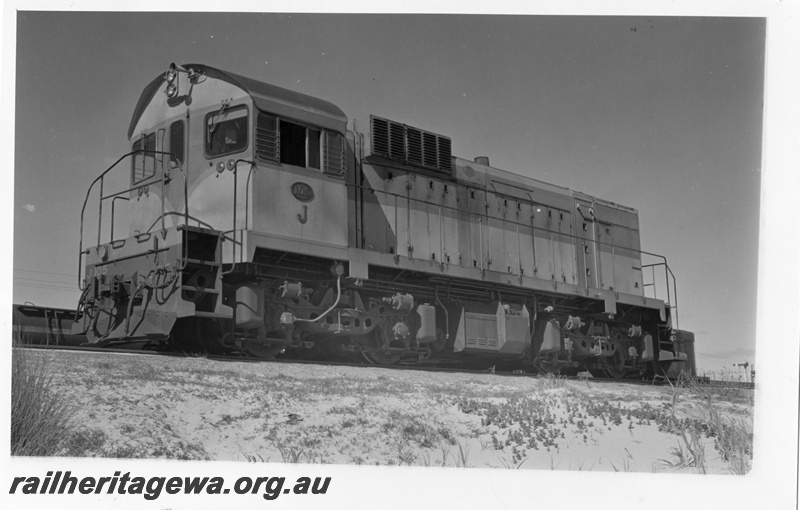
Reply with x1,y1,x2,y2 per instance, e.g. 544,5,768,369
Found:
132,132,156,183
169,120,184,166
279,120,308,167
206,106,248,157
278,119,321,169
256,111,343,175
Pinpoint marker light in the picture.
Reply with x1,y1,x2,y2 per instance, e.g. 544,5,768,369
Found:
216,161,226,173
227,159,236,171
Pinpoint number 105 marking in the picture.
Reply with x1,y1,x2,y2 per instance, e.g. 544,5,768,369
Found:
87,266,108,277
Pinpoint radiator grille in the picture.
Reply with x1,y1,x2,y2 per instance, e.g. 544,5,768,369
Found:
422,132,438,168
437,137,452,172
371,117,390,157
406,129,423,165
389,122,406,160
370,115,452,176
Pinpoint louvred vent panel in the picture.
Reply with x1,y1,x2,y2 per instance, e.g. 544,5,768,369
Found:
370,115,452,176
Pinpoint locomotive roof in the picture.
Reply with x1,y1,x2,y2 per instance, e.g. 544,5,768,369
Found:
128,63,348,139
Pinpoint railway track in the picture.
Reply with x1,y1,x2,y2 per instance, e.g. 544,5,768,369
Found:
16,342,752,390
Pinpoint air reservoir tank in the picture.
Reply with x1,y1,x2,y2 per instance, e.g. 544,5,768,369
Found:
416,304,437,344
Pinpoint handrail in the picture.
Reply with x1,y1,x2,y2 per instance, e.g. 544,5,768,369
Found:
220,161,239,276
221,159,256,276
78,149,181,291
642,261,679,329
144,212,215,234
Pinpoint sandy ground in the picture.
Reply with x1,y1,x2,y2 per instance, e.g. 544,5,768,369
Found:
26,348,753,474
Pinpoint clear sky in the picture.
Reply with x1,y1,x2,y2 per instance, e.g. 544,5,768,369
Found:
10,11,764,376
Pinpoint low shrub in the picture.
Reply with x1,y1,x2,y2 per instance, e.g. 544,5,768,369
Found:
11,348,76,456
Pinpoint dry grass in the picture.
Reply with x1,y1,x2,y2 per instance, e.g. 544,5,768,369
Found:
23,349,754,473
656,422,707,473
656,373,753,474
684,378,753,474
11,347,77,456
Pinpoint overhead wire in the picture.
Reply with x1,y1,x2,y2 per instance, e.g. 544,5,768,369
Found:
14,277,77,288
14,268,81,294
14,268,77,279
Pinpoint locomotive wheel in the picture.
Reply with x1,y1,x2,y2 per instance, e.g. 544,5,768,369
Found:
601,364,628,380
598,349,630,379
361,329,402,365
362,350,403,365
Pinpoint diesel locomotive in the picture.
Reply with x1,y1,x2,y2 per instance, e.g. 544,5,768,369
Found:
19,62,694,378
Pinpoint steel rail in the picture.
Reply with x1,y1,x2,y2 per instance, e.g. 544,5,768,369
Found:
17,342,733,388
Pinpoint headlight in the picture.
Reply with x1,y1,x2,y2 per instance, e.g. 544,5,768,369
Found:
164,63,180,98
